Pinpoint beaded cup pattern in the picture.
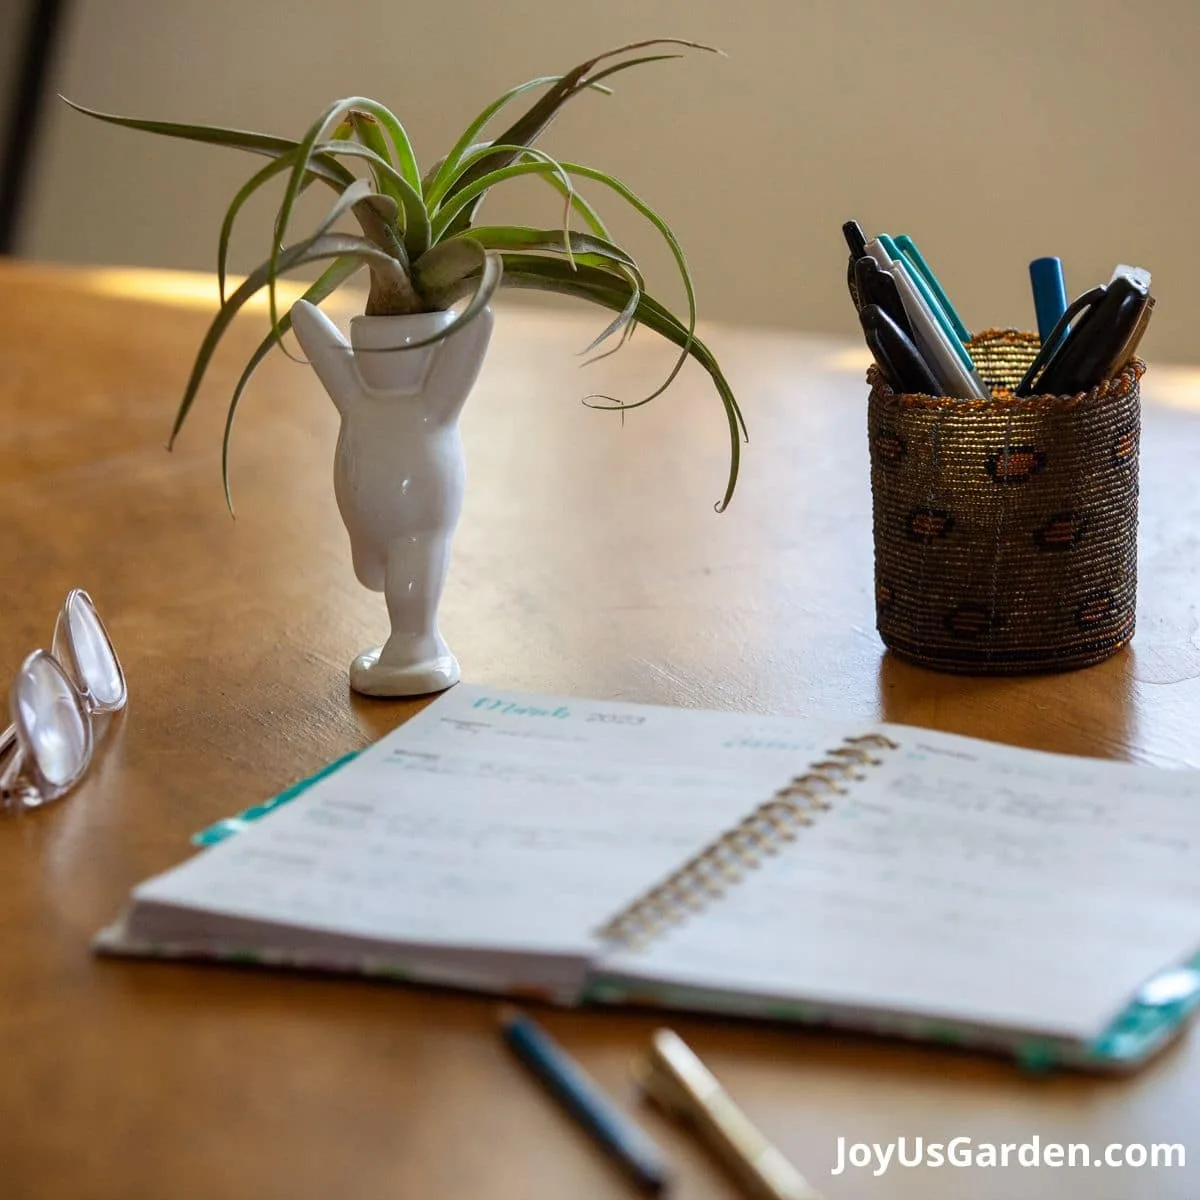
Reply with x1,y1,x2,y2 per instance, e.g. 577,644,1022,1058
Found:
868,330,1142,674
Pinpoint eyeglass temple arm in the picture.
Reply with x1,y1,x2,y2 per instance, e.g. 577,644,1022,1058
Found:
0,724,24,800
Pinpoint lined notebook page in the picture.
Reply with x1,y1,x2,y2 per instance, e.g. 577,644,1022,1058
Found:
128,686,857,974
602,726,1200,1042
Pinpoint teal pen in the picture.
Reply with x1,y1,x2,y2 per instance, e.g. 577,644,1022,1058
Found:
894,233,972,343
877,234,976,374
500,1009,674,1195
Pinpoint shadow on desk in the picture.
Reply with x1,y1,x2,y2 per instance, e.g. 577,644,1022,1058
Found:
876,647,1136,761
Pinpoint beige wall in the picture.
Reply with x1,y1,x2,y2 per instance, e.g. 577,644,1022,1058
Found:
21,0,1200,362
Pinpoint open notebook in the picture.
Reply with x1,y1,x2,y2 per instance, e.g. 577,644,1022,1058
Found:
97,684,1200,1072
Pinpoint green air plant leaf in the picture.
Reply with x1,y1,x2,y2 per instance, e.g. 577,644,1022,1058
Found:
458,224,637,264
217,153,307,306
216,139,413,311
268,96,429,344
438,227,645,356
275,178,398,362
177,233,500,453
346,102,421,194
309,140,421,239
428,144,577,256
445,225,642,291
536,172,613,240
68,38,745,510
169,232,405,448
426,74,654,206
411,237,491,299
581,311,640,366
202,175,394,388
215,146,376,306
436,39,718,236
578,263,642,358
221,255,364,513
482,254,746,512
349,110,405,210
423,74,613,205
60,97,357,185
247,136,428,333
429,158,696,402
422,42,706,209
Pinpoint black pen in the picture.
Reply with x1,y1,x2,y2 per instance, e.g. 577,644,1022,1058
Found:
854,256,915,341
842,219,868,260
843,219,868,308
860,303,940,395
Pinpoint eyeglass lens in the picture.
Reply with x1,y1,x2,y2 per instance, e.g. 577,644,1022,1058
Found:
13,654,89,788
62,592,123,707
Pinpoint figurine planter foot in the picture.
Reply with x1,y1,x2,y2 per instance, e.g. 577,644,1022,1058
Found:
349,645,460,697
290,299,493,698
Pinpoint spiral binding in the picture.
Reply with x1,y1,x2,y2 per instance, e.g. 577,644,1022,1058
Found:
595,733,899,949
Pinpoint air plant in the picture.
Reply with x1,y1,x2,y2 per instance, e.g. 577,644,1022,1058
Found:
66,38,747,510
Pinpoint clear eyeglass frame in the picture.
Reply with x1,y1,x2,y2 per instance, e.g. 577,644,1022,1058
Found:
0,589,127,811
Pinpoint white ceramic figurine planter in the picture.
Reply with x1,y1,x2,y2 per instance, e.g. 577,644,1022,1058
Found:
74,48,747,703
290,299,493,698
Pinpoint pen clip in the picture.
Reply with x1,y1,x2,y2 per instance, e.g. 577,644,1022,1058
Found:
633,1054,694,1119
638,1031,825,1200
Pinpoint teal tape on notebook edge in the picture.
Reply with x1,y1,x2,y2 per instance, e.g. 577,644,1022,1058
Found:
1083,960,1200,1068
191,751,362,846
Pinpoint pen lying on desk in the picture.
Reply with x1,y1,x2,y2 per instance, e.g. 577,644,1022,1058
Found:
501,1008,674,1195
636,1029,823,1200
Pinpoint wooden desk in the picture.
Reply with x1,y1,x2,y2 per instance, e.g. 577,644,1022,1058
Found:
1,261,1198,1200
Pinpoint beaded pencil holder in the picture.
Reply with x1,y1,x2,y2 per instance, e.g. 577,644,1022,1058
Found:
867,330,1142,674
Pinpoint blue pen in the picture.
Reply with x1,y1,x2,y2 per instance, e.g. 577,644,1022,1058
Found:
501,1009,673,1194
1029,257,1069,344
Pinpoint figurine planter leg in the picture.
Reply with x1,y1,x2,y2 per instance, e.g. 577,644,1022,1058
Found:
350,533,458,695
290,299,493,697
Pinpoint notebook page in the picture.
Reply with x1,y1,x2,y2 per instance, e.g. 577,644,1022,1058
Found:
602,725,1200,1042
128,685,857,973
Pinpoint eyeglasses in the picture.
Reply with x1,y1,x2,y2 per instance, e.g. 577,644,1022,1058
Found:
0,589,127,811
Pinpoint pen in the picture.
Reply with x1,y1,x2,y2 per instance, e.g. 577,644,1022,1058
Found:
842,219,868,260
895,233,972,343
636,1029,823,1200
859,303,940,395
878,234,975,372
843,219,868,309
854,256,915,341
500,1009,673,1195
1029,257,1069,344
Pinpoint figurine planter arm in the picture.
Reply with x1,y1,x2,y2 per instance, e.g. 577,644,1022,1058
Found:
290,299,494,697
290,299,492,422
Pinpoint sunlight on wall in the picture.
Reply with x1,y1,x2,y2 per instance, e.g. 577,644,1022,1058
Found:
73,266,315,310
